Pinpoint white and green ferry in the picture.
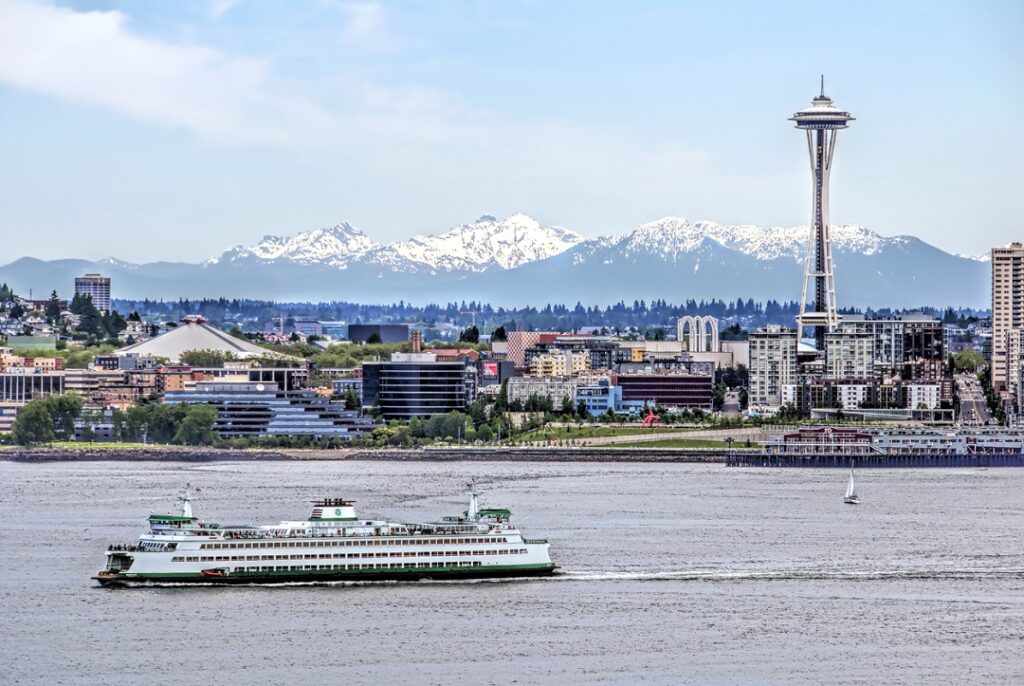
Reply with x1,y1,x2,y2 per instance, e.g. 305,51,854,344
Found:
94,485,556,586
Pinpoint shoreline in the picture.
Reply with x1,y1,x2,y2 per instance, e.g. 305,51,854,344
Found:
0,446,728,463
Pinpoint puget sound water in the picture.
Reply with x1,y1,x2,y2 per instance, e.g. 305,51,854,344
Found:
1,460,1022,685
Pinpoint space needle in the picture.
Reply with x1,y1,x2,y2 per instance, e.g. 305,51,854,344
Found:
790,77,854,350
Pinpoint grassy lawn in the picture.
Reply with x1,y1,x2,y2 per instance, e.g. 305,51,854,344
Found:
515,425,690,442
46,441,169,449
605,438,761,449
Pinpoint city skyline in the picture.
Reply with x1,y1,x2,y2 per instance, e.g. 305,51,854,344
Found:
0,0,1021,263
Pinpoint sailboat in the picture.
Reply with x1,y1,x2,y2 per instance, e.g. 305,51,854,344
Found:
843,461,860,505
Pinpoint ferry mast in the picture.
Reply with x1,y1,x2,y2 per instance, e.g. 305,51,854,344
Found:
789,77,854,350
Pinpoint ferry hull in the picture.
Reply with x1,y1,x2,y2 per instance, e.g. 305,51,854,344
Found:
94,563,558,588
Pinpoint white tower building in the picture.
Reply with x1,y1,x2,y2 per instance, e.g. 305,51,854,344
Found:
790,78,854,350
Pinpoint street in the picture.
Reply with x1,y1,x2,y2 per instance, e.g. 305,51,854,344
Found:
956,373,993,425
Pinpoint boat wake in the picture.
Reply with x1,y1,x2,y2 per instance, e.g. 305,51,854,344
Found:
554,567,1024,583
106,567,1024,589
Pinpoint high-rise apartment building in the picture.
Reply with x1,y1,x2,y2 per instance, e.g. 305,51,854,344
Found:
991,242,1024,392
833,314,944,367
1005,328,1024,423
74,273,111,313
748,326,799,408
824,331,874,379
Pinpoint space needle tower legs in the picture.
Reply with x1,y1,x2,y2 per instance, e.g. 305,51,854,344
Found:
790,77,854,350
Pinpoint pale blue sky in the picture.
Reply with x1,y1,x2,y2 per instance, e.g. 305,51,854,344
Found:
0,0,1020,262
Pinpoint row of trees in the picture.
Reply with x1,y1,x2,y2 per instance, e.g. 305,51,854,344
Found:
115,295,992,339
5,396,218,447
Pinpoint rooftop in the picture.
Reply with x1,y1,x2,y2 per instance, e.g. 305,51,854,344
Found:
117,318,295,363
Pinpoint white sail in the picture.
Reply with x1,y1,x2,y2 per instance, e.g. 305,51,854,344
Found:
845,471,856,499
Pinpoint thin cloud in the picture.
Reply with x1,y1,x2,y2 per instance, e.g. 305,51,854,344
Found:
0,0,330,145
209,0,242,19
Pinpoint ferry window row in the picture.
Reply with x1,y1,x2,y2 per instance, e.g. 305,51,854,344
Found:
239,561,486,572
199,537,509,550
173,549,528,563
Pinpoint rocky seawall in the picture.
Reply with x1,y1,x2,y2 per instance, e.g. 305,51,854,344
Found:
2,446,730,463
1,447,293,462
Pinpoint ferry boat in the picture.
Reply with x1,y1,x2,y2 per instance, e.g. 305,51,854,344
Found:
94,484,556,587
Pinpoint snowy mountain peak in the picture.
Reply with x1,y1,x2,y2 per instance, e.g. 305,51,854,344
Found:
606,217,900,263
381,213,584,271
217,222,379,268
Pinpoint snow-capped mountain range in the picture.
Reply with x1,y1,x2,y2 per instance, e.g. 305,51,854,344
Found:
209,214,936,271
214,213,583,272
0,213,990,306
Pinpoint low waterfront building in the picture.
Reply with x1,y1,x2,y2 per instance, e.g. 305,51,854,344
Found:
612,372,713,411
766,427,1024,455
575,379,623,417
529,350,589,377
164,381,374,438
506,376,578,410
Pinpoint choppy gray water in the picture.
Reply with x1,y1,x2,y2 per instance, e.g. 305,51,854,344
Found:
1,460,1022,685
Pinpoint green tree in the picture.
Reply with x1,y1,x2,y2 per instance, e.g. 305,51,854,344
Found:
468,399,488,428
712,383,726,410
103,311,127,337
476,423,493,442
44,291,62,324
73,295,104,337
576,400,589,419
459,325,480,343
173,405,218,446
953,349,984,372
44,395,84,441
366,333,383,344
343,387,361,411
179,349,237,367
10,401,55,446
491,325,507,342
494,380,509,411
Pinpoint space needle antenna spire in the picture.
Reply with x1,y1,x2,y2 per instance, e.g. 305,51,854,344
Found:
789,78,855,350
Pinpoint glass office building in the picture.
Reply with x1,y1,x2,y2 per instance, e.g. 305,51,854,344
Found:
362,353,475,419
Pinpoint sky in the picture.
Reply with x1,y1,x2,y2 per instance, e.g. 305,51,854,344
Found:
0,0,1021,263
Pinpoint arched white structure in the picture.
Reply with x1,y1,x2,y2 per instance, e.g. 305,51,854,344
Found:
677,316,719,352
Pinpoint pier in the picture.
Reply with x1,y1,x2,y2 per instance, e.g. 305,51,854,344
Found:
726,451,1024,468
